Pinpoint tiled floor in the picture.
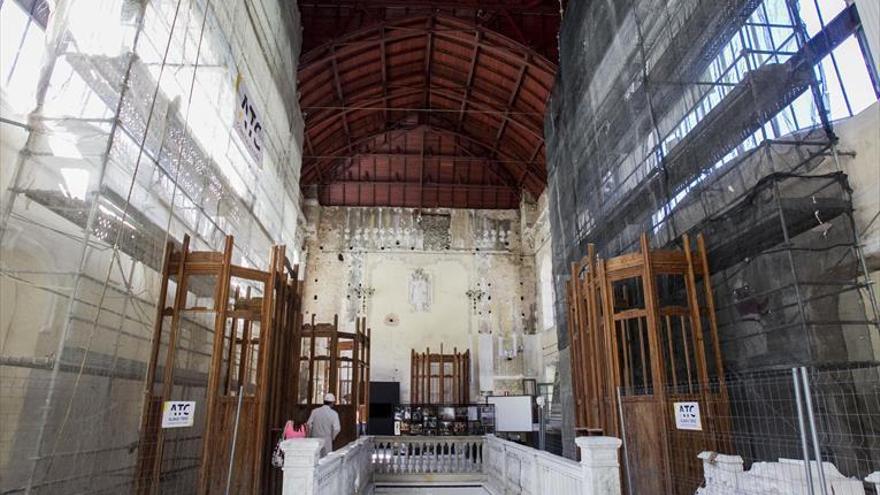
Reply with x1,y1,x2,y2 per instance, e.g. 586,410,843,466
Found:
374,485,489,494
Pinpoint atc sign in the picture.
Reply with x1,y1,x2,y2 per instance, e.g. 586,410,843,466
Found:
233,76,264,166
161,401,196,428
674,402,702,431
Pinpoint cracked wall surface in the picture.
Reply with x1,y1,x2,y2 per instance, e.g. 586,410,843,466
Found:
301,200,557,403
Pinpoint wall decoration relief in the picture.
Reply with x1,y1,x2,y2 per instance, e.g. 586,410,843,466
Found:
408,268,432,312
345,251,365,322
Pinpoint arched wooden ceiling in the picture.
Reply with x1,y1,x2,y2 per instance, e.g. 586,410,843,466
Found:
298,11,558,209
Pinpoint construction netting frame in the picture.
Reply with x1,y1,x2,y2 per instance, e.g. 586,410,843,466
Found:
0,0,304,493
547,0,880,484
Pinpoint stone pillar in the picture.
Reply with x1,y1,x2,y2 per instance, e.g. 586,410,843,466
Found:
281,438,324,495
575,436,623,495
697,451,744,494
866,471,880,494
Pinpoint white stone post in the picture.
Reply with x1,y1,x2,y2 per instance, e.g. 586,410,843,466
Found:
866,471,880,495
281,438,324,495
697,451,744,494
575,436,623,495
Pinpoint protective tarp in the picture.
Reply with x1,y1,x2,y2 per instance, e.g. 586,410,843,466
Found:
0,0,304,492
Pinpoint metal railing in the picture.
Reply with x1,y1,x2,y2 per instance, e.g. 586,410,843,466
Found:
617,365,880,494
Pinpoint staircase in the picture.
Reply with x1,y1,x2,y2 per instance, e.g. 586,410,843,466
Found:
374,487,489,494
279,434,622,495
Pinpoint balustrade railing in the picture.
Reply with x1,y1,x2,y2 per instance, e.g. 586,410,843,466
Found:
485,435,622,495
281,434,622,495
280,436,373,495
372,436,484,478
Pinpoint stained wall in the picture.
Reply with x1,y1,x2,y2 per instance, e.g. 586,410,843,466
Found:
300,198,557,404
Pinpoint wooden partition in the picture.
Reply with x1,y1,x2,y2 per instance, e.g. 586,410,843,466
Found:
293,315,371,449
566,233,729,495
136,235,303,495
410,345,470,404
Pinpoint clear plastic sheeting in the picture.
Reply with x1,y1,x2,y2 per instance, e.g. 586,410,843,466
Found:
0,0,304,492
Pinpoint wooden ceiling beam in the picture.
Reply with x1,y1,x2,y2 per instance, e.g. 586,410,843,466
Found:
320,124,522,193
380,26,389,125
457,30,482,132
491,59,528,155
329,45,355,157
298,13,556,207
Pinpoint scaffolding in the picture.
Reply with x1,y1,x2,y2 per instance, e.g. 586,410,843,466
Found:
547,0,879,483
566,233,730,494
133,234,303,494
0,0,304,493
548,0,878,368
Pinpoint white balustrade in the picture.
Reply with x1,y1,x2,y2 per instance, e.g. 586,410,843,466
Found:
371,436,485,482
282,434,622,495
281,436,373,495
867,472,880,494
484,434,622,495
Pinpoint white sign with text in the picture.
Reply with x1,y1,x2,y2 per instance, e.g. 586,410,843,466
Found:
161,401,196,428
233,76,263,166
674,401,702,431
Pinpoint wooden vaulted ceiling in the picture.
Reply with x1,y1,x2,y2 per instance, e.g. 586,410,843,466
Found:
297,2,559,209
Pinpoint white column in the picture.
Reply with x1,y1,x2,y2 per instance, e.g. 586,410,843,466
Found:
281,438,324,495
575,436,623,495
866,471,880,495
697,451,744,495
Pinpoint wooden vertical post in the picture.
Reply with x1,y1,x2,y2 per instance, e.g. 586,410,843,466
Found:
308,314,317,404
290,277,303,410
198,235,234,494
639,233,673,495
411,350,417,403
439,343,445,404
584,245,602,429
157,235,192,492
352,316,361,423
136,239,175,494
697,233,730,450
426,346,431,404
453,347,459,404
365,322,371,421
252,245,281,490
597,258,618,437
329,314,339,400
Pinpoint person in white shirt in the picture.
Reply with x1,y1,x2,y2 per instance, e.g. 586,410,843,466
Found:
307,393,341,456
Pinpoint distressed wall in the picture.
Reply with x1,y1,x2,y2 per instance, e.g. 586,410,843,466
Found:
301,200,555,403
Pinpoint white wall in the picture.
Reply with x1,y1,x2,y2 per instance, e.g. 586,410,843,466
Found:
832,101,880,266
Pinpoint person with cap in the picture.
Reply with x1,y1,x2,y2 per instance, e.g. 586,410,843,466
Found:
307,393,341,456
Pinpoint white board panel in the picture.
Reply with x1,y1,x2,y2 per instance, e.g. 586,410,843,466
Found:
487,395,533,432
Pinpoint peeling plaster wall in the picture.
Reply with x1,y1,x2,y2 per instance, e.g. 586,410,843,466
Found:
301,202,549,403
525,192,559,385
